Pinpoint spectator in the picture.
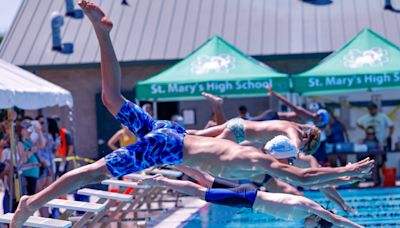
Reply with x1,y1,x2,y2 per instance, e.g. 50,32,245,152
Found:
0,130,14,213
359,126,383,186
357,103,394,149
238,105,252,120
142,103,154,117
357,102,394,169
171,114,184,126
107,125,137,151
35,116,57,218
54,118,74,177
326,109,349,167
17,119,40,196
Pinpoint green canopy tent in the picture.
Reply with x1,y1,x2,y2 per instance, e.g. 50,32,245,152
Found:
136,36,289,102
293,29,400,95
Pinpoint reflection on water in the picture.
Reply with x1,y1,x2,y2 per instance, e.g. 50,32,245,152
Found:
183,188,400,228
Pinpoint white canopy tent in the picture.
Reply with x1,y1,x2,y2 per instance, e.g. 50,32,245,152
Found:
0,58,73,211
0,58,73,109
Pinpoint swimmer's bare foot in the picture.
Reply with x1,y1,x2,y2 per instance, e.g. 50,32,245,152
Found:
78,0,113,33
139,174,164,187
202,92,223,107
11,195,34,228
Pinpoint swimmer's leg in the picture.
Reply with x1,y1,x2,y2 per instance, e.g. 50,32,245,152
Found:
80,0,125,116
142,175,257,209
175,165,240,188
140,174,206,199
81,1,155,137
202,92,226,125
11,159,110,228
175,165,216,188
264,178,303,196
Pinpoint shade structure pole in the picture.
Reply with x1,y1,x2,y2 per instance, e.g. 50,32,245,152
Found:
7,109,20,211
152,101,158,119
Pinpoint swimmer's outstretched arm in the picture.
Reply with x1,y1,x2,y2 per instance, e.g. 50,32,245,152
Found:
175,165,216,188
259,154,374,187
305,176,363,188
297,155,356,214
11,160,110,228
82,0,125,116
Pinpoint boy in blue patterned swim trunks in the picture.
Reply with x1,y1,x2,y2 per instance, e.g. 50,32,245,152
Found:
104,100,187,177
11,2,374,226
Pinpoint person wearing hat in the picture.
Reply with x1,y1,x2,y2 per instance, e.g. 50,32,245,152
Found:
357,103,394,186
357,103,394,150
17,119,40,196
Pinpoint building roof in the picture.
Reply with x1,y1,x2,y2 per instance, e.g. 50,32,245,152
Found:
1,0,400,67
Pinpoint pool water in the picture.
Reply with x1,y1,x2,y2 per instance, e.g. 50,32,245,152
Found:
182,188,400,227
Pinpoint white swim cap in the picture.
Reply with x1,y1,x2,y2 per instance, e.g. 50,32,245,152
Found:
264,135,297,159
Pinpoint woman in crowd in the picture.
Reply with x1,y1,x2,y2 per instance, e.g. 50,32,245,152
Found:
16,120,41,196
35,116,58,217
107,125,137,150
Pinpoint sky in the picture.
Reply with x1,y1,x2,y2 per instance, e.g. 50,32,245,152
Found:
0,0,23,34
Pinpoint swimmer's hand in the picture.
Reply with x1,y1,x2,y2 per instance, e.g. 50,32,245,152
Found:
345,158,375,178
342,201,357,215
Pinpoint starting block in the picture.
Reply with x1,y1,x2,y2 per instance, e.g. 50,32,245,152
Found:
44,199,105,213
150,169,183,178
0,213,72,228
101,179,150,189
77,188,132,201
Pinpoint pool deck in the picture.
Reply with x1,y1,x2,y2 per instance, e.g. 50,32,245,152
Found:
148,197,206,228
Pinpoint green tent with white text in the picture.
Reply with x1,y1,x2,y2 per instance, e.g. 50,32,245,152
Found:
135,36,289,101
292,29,400,95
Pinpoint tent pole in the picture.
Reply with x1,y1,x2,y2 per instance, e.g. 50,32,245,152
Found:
152,101,158,119
7,109,20,211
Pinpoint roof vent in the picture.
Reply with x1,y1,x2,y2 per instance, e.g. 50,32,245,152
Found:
65,0,83,18
51,12,74,54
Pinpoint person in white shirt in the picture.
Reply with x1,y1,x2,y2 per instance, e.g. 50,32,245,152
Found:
357,103,394,149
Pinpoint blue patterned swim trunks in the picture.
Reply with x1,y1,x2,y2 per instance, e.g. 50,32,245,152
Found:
105,101,186,177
